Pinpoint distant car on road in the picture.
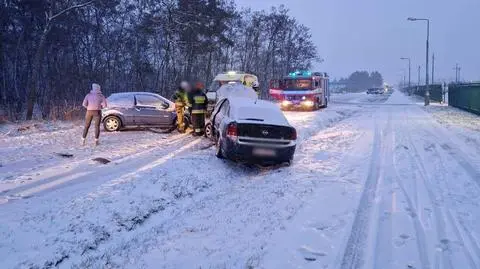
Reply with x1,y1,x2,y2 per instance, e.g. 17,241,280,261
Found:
207,97,297,165
366,88,385,94
102,92,181,132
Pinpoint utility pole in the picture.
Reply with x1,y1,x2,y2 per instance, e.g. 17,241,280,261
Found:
418,65,421,86
408,17,431,105
432,53,435,84
454,64,461,83
400,57,411,89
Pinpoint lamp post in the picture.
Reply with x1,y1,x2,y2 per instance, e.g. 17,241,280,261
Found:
408,17,430,105
400,57,411,89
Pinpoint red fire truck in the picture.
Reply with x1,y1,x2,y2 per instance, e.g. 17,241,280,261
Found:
269,71,330,111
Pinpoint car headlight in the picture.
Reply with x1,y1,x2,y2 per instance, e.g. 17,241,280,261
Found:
302,100,315,107
281,100,292,106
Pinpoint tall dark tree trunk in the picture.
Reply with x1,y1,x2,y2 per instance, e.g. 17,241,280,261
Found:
26,23,51,120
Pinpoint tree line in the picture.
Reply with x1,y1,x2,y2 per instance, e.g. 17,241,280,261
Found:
0,0,320,120
334,71,384,92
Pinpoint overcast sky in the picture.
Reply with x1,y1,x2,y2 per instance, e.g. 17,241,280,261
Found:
235,0,480,84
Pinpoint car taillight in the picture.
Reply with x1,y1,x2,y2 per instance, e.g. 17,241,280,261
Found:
290,128,297,140
227,122,238,138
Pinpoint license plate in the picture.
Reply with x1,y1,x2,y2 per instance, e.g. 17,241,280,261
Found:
253,148,276,157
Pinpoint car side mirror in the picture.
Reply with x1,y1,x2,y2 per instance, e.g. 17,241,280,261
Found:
160,102,169,109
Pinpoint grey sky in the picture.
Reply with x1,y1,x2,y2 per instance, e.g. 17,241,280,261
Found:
235,0,480,84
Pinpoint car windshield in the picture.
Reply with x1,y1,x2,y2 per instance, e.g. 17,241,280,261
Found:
209,80,242,92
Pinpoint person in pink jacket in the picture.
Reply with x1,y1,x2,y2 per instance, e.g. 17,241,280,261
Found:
82,83,107,146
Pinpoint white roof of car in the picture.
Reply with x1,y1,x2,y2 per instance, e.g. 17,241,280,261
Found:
227,97,290,126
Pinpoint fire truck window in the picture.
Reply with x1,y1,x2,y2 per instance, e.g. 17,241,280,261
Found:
284,79,312,90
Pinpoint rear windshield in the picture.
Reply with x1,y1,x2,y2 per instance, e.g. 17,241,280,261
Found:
236,106,286,124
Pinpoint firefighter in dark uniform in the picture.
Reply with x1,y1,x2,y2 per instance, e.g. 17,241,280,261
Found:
189,82,208,136
172,81,190,133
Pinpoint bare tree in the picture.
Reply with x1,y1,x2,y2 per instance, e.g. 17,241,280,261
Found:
25,1,94,120
1,0,320,121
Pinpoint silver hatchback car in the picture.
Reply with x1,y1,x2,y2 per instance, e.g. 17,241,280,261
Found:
102,92,179,132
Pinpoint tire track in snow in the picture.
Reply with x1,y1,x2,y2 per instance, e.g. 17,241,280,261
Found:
391,108,432,269
340,118,382,269
372,111,394,269
1,133,194,198
0,132,191,197
403,109,453,269
425,127,480,190
457,216,480,267
420,126,480,269
2,138,205,268
445,209,479,269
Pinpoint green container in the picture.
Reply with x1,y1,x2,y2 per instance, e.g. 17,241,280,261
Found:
448,83,480,115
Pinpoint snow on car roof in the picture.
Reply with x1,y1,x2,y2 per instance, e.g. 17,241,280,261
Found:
109,92,160,97
216,83,258,100
228,97,290,126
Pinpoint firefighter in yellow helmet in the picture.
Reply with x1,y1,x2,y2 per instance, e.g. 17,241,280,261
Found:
188,82,208,136
172,81,190,133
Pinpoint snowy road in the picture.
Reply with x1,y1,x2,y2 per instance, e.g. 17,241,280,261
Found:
1,91,479,269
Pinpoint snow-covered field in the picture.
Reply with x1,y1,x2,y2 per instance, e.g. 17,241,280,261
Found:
1,91,479,269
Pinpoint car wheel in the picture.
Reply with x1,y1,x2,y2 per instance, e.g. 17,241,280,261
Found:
104,116,121,132
205,122,213,139
215,136,224,159
166,123,177,133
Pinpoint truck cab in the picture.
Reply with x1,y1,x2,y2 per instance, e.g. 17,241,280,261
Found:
269,71,330,111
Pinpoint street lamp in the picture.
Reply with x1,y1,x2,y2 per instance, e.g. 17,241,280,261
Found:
408,17,430,105
400,57,411,90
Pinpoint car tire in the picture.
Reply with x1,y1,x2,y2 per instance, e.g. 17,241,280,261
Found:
205,122,213,139
166,124,177,133
103,116,122,132
215,136,224,159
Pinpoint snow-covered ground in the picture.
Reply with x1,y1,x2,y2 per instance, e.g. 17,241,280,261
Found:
1,91,479,269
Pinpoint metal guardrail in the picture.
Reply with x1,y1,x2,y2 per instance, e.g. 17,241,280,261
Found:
403,84,443,102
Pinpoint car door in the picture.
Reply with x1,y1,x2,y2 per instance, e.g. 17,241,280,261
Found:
212,99,228,134
106,94,136,125
134,94,171,125
216,100,231,137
